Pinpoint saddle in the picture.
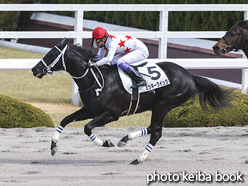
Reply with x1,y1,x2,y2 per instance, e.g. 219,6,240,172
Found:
118,61,170,115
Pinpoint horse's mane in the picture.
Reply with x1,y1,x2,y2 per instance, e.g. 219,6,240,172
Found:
237,20,248,29
69,45,96,62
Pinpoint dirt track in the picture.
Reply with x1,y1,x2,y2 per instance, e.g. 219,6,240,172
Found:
0,126,248,186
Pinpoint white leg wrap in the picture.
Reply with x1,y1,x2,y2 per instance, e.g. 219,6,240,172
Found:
138,143,154,163
52,126,64,143
90,134,104,146
128,129,147,140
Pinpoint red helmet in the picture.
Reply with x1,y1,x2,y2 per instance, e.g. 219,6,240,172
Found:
92,27,109,39
92,27,109,48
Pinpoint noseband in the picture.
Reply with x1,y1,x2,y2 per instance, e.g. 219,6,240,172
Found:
41,45,67,75
222,25,244,52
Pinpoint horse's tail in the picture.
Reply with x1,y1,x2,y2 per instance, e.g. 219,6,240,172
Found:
192,75,233,110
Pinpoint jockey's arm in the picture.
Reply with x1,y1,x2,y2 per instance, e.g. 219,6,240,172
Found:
95,48,106,61
95,42,118,66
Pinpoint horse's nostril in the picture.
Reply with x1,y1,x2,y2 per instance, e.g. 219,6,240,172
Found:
32,68,38,76
213,46,218,50
213,45,220,52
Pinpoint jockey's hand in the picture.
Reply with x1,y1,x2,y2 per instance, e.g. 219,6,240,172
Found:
87,62,97,68
87,62,95,68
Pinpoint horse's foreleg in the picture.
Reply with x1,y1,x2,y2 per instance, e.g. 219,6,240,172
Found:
51,107,93,156
84,111,117,147
89,134,114,147
117,128,149,147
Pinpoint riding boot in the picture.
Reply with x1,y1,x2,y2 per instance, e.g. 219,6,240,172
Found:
119,62,147,88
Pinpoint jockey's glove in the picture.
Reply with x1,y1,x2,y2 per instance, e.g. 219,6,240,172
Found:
87,61,95,68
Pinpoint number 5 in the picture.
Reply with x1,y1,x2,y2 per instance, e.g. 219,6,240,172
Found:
147,66,161,80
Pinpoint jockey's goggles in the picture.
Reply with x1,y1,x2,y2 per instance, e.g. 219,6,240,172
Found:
96,38,103,43
93,37,104,48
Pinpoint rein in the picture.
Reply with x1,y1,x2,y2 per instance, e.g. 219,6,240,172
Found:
63,68,90,79
68,46,105,95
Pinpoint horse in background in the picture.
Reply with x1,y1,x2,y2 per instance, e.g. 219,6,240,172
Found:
213,20,248,58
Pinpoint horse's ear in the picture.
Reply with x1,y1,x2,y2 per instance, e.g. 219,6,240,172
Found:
237,20,248,28
57,38,68,50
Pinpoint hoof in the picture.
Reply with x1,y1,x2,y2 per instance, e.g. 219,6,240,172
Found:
130,159,140,165
102,140,115,147
117,140,127,147
117,135,128,147
51,147,58,156
51,140,58,156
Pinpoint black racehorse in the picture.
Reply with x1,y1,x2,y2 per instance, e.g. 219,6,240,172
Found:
213,20,248,58
32,38,231,164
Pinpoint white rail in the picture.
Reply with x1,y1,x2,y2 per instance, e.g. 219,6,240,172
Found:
2,58,247,70
0,4,248,105
1,58,248,95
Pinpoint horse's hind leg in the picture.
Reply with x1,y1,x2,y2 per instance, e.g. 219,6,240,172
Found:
130,125,163,165
131,104,171,165
51,107,93,156
84,111,118,147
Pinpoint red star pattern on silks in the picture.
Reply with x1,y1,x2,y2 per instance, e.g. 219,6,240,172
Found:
118,40,125,48
109,35,116,39
124,47,131,52
125,35,132,40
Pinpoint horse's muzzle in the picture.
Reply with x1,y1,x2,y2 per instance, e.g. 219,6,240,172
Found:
31,67,44,79
212,45,221,55
31,61,47,79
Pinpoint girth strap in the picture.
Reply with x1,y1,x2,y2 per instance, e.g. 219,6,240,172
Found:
127,87,140,116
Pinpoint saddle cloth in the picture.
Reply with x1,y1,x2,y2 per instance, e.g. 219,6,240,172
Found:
117,61,170,94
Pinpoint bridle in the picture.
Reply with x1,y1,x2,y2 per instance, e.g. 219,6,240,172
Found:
221,25,245,52
41,45,67,75
41,44,104,96
41,44,90,79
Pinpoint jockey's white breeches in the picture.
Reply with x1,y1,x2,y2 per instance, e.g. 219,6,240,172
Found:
110,40,149,66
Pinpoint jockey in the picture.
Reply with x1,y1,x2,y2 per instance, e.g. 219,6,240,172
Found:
91,27,149,88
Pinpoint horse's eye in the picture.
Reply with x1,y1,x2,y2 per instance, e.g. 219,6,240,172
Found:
230,33,235,37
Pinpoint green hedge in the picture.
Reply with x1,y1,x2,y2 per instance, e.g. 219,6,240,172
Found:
2,1,248,33
46,0,247,32
0,94,54,128
163,90,248,127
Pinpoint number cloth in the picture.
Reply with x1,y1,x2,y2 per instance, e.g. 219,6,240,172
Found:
118,61,170,94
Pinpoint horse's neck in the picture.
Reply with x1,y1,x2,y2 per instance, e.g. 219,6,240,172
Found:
65,57,95,91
